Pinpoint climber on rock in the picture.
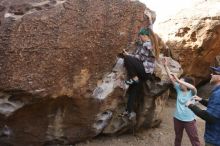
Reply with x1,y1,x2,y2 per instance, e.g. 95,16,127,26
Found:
119,27,159,119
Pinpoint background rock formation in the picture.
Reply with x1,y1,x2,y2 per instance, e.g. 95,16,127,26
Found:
0,0,178,145
156,0,220,84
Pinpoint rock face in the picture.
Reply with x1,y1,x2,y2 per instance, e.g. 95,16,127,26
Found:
95,56,182,135
0,0,182,145
157,0,220,84
0,0,151,97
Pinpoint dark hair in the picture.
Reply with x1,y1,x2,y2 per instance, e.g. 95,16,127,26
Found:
183,76,194,85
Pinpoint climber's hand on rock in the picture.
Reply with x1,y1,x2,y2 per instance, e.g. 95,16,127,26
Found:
171,74,180,83
123,49,129,56
171,74,178,80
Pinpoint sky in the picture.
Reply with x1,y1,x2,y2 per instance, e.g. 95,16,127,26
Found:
138,0,196,22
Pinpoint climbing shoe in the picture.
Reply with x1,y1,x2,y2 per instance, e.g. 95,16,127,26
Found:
128,112,136,120
124,79,138,85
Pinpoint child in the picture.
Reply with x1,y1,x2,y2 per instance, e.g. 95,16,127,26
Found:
163,58,201,146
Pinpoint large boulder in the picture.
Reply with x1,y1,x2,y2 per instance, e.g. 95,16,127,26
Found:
0,55,182,146
157,0,220,84
93,56,182,135
0,0,151,97
0,0,182,145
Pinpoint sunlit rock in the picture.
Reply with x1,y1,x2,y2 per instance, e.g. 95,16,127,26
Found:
157,0,220,84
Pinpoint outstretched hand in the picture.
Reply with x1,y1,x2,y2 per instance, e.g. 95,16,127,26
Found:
117,49,129,58
171,74,178,81
185,100,194,107
192,95,202,101
123,49,129,56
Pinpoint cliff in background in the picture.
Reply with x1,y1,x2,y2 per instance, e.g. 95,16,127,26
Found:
157,0,220,84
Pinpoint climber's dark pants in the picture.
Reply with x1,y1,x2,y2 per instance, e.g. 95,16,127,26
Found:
124,55,152,113
123,55,149,80
126,82,143,113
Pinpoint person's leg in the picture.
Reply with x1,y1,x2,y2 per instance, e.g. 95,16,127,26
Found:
123,55,146,82
124,56,139,79
174,118,184,146
126,83,141,113
126,86,136,113
184,120,201,146
123,56,146,115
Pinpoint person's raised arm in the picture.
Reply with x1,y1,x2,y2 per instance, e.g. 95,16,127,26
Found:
173,75,197,95
162,58,176,85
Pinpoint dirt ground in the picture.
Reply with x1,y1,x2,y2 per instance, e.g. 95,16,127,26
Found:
76,99,205,146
